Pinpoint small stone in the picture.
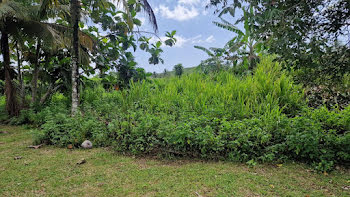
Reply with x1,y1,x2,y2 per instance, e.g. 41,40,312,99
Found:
76,158,86,165
81,140,93,149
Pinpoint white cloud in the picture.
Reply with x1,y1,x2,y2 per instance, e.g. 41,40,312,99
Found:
191,35,216,44
178,0,200,5
175,35,215,47
150,34,216,48
205,35,215,43
174,35,189,47
158,5,199,21
154,0,210,21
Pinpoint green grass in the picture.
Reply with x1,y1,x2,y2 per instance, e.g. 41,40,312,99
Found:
1,126,349,197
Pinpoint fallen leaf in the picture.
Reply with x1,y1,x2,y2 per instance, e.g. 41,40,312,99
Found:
28,144,43,149
76,159,86,165
14,156,22,160
323,171,328,176
270,184,275,189
305,195,310,197
277,164,283,168
67,144,73,149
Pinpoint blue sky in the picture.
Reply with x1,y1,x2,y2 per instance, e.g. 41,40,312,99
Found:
133,0,239,73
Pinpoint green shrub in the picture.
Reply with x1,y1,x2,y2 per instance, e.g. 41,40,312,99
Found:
34,111,108,147
285,111,350,171
0,95,8,122
31,56,349,171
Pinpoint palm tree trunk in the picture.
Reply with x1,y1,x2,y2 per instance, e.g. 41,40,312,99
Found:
71,0,80,115
16,42,25,108
31,40,41,104
1,31,19,116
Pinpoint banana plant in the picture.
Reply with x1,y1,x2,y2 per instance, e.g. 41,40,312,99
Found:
213,7,264,70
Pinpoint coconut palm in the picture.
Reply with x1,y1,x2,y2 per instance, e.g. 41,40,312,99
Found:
0,0,68,116
41,0,158,114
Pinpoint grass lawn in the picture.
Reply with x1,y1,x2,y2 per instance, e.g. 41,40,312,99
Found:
0,126,349,197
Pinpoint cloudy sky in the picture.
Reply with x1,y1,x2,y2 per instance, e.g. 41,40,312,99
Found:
133,0,239,73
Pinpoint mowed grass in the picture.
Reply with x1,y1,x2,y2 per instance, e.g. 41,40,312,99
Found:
0,126,349,197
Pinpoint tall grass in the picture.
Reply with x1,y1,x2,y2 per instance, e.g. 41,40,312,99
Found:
84,56,304,120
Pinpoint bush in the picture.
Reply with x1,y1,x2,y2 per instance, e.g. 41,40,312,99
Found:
286,110,350,171
34,111,108,147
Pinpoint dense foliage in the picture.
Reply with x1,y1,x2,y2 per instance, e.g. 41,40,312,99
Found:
3,57,346,172
0,0,176,116
203,0,350,108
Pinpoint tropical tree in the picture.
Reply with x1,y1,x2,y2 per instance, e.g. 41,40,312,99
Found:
0,0,65,116
174,63,184,77
42,0,160,114
208,0,350,83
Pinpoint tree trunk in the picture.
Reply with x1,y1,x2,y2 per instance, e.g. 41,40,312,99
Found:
71,0,80,115
40,84,61,105
31,40,41,104
1,31,19,116
16,42,25,108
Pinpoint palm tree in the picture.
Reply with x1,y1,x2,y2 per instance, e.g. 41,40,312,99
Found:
41,0,158,115
70,0,80,114
0,0,65,116
0,0,93,115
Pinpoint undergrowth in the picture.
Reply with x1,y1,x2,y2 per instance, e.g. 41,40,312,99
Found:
7,56,349,172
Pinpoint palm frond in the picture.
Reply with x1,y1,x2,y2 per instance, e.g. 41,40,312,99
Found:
42,22,96,52
0,0,29,25
39,0,60,18
138,0,158,32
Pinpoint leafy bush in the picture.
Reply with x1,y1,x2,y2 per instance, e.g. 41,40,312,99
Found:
34,111,108,147
31,56,349,171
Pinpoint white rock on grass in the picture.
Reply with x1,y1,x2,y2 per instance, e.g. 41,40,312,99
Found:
81,140,93,149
